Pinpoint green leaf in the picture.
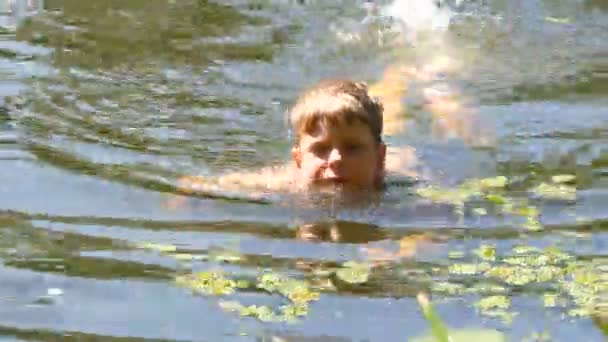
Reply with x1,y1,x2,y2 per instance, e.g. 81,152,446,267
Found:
417,293,450,342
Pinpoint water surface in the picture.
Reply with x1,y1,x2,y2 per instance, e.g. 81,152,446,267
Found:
0,0,607,340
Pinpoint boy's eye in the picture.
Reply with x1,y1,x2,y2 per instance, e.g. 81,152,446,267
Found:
310,144,330,155
345,143,363,152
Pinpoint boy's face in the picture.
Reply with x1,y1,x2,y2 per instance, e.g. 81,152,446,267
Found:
292,120,386,191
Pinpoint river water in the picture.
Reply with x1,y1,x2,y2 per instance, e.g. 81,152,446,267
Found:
0,0,607,341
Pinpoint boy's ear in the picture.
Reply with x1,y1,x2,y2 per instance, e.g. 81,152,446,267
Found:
291,146,302,168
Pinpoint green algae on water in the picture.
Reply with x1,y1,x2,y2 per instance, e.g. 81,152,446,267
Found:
533,182,576,201
551,174,576,184
335,261,371,284
475,295,510,311
473,244,496,262
175,270,237,296
136,242,177,253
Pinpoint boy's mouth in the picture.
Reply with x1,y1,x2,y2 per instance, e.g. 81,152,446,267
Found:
314,177,347,186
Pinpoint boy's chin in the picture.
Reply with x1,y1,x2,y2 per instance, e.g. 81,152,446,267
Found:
305,180,380,201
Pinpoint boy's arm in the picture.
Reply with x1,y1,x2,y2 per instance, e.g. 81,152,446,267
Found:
176,165,294,195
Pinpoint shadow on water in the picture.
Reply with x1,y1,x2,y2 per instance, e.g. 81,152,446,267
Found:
0,0,607,340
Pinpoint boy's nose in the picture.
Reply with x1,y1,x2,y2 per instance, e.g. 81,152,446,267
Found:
327,148,342,167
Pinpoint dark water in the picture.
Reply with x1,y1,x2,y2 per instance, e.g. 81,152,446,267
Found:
0,0,607,341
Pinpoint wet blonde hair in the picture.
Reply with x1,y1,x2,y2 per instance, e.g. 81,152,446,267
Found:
290,79,384,143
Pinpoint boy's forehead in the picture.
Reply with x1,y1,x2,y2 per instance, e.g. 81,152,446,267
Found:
301,120,375,142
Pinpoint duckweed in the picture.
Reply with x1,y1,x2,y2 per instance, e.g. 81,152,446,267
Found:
473,244,496,262
257,272,320,305
551,174,576,184
449,262,491,275
175,271,237,296
448,250,466,259
475,295,510,311
335,261,371,284
432,282,466,295
177,270,320,323
437,242,608,321
136,242,177,253
533,182,576,201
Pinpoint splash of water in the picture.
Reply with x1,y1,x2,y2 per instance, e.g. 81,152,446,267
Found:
380,0,454,33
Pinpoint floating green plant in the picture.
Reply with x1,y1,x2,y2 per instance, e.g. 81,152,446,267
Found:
479,309,518,325
335,261,372,284
432,282,466,295
486,194,507,204
512,245,541,255
416,186,476,206
169,253,207,261
473,244,496,262
448,251,466,259
177,269,320,323
475,295,510,311
478,176,508,189
257,272,320,305
545,16,572,24
522,217,543,231
472,208,488,216
136,242,177,253
466,283,508,295
486,265,537,286
449,262,491,275
218,301,281,322
551,174,576,184
434,242,607,322
175,270,237,296
543,293,563,308
533,182,576,201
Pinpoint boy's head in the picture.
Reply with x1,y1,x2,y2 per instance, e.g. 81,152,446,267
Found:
290,79,386,191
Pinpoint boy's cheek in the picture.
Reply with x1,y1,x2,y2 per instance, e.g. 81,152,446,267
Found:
295,156,318,181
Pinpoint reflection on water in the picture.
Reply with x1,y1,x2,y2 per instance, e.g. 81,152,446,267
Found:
0,0,607,340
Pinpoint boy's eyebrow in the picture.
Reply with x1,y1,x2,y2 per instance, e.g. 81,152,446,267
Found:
308,140,329,148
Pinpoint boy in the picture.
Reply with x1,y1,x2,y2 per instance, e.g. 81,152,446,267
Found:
289,79,387,192
175,79,419,200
